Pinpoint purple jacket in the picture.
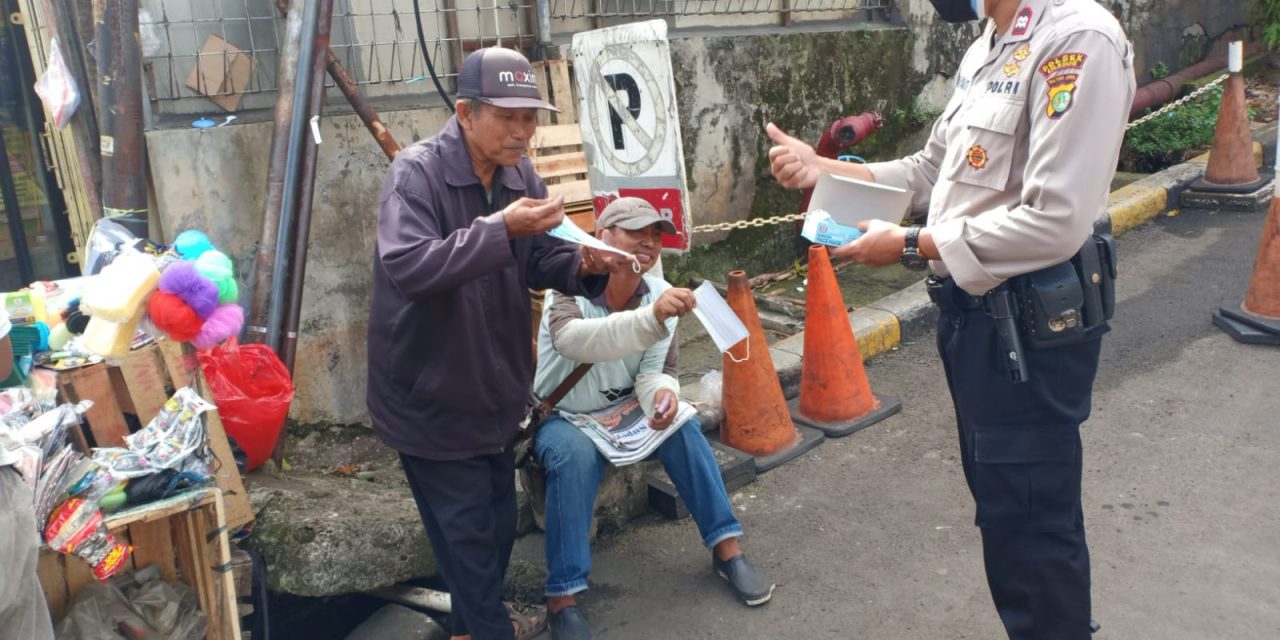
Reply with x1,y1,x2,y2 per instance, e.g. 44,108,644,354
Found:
367,116,605,460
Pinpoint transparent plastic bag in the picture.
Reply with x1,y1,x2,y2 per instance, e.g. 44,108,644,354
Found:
33,38,80,129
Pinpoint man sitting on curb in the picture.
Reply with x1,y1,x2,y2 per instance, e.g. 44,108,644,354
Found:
532,198,774,640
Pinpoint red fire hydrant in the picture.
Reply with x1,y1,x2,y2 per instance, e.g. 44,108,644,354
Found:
799,112,885,213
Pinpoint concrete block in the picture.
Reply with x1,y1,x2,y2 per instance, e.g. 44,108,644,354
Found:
345,604,448,640
768,346,803,399
849,307,901,360
244,471,437,597
646,440,756,520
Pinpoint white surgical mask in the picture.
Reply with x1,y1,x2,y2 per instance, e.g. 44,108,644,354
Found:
692,281,750,363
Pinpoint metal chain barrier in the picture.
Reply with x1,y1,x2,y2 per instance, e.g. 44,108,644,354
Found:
688,73,1231,236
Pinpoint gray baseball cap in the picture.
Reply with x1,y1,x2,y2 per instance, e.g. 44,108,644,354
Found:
456,47,559,112
597,197,678,234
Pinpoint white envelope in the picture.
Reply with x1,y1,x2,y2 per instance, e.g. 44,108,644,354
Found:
807,171,914,228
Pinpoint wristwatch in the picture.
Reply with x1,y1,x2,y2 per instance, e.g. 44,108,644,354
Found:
901,226,928,271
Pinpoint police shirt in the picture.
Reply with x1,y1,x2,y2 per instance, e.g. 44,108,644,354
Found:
868,0,1136,295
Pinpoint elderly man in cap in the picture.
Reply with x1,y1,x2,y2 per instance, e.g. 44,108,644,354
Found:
369,47,624,640
530,197,774,640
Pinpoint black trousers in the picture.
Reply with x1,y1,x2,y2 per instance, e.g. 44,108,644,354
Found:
937,307,1102,640
401,451,517,640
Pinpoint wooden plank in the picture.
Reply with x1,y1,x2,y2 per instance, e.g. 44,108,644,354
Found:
534,61,554,127
157,338,197,389
107,366,138,417
62,553,96,602
118,345,174,426
568,211,596,234
532,151,587,180
127,520,178,583
156,339,253,532
64,364,130,447
531,124,583,151
210,492,244,640
105,489,216,529
181,343,253,532
547,180,593,205
548,59,576,122
37,551,69,622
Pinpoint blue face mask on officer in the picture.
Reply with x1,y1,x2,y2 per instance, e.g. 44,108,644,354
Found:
928,0,987,23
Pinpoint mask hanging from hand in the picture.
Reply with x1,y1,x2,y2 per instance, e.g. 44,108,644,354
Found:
928,0,987,23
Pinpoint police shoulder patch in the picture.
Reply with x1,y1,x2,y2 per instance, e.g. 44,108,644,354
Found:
1039,52,1088,120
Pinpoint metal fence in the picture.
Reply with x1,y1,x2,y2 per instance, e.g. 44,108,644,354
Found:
142,0,892,111
549,0,892,20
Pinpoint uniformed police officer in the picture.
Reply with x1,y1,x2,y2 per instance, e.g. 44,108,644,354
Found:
767,1,1135,638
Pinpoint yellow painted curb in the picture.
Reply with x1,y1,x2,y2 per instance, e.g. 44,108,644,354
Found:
1107,182,1168,236
853,310,902,360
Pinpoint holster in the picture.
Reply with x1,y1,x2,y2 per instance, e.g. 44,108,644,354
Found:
1013,218,1117,349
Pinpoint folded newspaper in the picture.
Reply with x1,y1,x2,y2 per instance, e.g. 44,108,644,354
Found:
561,396,696,466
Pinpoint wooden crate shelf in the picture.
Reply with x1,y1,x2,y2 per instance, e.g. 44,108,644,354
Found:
45,340,254,533
39,488,242,640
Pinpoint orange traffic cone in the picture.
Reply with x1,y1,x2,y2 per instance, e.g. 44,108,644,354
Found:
721,270,824,472
788,246,902,436
1214,171,1280,345
1193,41,1270,194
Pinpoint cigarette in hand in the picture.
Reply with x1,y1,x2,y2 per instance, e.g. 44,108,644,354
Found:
656,396,672,415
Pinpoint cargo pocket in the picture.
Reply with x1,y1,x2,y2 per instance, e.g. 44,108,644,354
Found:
972,426,1081,533
948,99,1023,192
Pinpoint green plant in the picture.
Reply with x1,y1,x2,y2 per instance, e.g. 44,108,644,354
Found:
1254,0,1280,48
1149,61,1170,80
1123,86,1224,172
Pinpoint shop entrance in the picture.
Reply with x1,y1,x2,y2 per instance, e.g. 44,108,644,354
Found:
0,1,77,290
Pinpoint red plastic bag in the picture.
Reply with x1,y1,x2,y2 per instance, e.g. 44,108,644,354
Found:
199,339,294,471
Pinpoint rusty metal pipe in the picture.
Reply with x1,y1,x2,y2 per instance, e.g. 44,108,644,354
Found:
95,0,148,237
266,0,324,352
275,0,335,465
274,0,400,160
246,2,304,344
1131,41,1265,116
281,0,335,373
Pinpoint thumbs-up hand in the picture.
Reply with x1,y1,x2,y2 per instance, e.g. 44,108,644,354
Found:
766,122,821,190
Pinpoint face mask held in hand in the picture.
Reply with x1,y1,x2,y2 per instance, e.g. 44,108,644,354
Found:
928,0,986,23
692,282,750,363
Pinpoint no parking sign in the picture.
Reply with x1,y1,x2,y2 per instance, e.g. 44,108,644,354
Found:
573,20,692,251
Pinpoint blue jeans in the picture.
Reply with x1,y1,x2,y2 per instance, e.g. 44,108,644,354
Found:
534,416,743,596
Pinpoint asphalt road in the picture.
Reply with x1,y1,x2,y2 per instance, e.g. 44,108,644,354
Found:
514,205,1280,639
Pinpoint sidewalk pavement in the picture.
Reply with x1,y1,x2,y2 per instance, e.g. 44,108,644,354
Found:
512,200,1280,639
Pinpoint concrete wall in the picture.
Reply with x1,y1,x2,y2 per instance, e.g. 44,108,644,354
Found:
148,109,450,425
145,0,1253,426
1101,0,1252,79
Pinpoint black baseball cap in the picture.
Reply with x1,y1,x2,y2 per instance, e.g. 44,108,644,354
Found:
456,47,559,112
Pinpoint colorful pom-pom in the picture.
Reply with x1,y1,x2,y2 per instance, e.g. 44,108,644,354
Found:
174,230,216,260
213,274,239,305
191,304,244,350
158,261,219,319
195,250,234,281
147,291,203,342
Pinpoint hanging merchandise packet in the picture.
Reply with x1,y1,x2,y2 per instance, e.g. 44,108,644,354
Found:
691,281,749,353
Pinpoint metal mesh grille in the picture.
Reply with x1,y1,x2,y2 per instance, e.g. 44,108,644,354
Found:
141,0,893,108
143,0,536,107
549,0,891,19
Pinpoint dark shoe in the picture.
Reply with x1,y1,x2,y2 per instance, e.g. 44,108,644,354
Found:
1091,618,1101,634
713,553,775,606
548,605,592,640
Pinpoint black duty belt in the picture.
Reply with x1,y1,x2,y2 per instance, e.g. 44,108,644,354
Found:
926,275,986,312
